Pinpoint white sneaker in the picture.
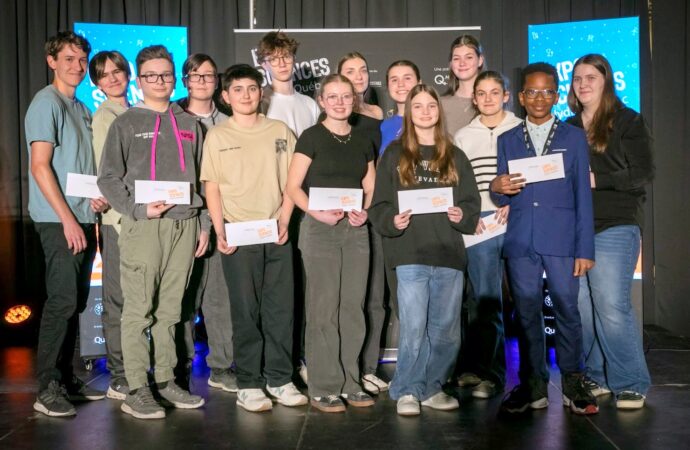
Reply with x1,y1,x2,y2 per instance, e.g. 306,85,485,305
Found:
421,391,459,411
362,374,389,394
266,382,308,407
237,388,272,412
397,395,420,416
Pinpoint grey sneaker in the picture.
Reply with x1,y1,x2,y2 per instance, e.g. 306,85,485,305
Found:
121,386,165,419
65,375,105,401
33,380,76,417
472,380,498,399
107,379,129,400
158,381,205,409
208,368,238,393
341,391,375,408
310,395,346,413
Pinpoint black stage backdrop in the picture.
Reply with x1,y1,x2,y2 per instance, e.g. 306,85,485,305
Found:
1,0,687,336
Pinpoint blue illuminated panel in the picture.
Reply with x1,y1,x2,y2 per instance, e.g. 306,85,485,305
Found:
74,22,189,113
528,17,640,120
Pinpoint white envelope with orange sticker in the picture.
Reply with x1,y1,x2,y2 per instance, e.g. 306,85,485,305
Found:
397,187,454,215
225,219,278,246
134,180,191,205
462,213,507,248
507,153,565,184
308,187,364,212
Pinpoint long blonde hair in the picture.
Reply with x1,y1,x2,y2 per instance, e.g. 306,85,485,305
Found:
398,84,458,187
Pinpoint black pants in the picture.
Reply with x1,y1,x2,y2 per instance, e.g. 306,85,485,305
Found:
220,242,295,389
34,222,97,390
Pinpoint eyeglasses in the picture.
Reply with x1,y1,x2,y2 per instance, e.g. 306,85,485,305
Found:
265,55,294,67
140,72,175,84
185,73,217,83
324,93,355,106
522,89,557,99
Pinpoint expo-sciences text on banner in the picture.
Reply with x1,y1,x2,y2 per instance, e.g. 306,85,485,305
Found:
74,23,189,113
528,16,640,120
234,27,480,117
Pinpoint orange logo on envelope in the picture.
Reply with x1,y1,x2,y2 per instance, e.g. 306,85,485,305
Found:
431,196,448,207
341,196,356,207
257,227,273,239
542,163,558,175
486,223,499,233
167,189,184,199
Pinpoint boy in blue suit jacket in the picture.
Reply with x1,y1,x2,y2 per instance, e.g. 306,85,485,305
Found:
490,63,597,415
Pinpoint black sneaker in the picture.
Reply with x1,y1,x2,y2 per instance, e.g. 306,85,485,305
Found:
583,376,611,397
65,375,106,401
310,395,346,413
501,382,548,414
208,368,238,393
616,391,645,410
562,373,599,415
33,380,76,417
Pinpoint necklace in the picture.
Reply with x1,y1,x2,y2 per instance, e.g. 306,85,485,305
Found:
330,131,352,144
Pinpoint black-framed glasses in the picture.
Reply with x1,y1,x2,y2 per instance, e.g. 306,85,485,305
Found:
324,93,355,106
522,89,557,99
185,73,217,83
140,72,175,84
265,55,294,67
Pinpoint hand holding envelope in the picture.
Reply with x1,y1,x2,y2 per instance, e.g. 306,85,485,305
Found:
398,187,454,215
507,153,565,184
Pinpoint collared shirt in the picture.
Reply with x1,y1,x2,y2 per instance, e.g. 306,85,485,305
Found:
526,116,555,155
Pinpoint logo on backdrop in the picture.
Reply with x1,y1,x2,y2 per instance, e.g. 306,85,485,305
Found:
250,48,331,95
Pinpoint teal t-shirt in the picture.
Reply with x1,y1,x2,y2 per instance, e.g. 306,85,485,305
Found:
25,85,96,223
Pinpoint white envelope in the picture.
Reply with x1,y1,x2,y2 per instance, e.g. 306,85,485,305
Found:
462,213,507,248
65,173,102,199
508,153,565,184
398,187,453,215
308,187,363,212
225,219,278,246
134,180,191,205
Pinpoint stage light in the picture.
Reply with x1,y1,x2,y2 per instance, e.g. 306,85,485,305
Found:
4,305,32,324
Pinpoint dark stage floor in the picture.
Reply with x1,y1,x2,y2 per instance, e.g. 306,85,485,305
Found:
1,325,689,450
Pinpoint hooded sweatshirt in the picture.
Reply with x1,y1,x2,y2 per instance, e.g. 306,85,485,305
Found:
97,102,210,230
453,111,523,211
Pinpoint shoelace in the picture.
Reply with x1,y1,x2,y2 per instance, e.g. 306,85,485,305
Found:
138,387,156,404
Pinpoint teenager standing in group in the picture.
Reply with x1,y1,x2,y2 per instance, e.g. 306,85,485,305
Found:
441,35,483,138
568,53,654,410
90,50,131,401
286,74,376,413
453,71,522,399
369,84,480,416
177,53,237,395
26,31,107,418
338,52,387,394
98,45,208,419
201,64,306,413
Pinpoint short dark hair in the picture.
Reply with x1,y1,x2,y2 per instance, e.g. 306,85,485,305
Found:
89,51,131,85
521,62,559,89
45,31,91,59
257,31,299,60
182,53,218,78
220,64,264,91
136,45,174,76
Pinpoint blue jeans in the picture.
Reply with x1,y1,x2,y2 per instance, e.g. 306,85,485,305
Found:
578,225,651,395
390,265,463,401
463,228,506,387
